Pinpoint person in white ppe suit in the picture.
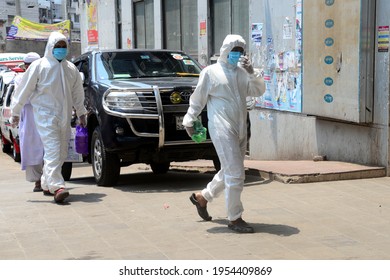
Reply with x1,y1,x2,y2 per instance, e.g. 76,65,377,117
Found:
12,52,44,192
184,34,265,233
11,32,87,203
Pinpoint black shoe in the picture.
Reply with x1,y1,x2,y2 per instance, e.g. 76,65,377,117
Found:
189,193,212,221
228,218,254,233
33,181,43,192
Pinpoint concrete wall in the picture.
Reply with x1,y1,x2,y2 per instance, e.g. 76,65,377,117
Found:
96,0,116,50
250,108,380,165
249,0,390,170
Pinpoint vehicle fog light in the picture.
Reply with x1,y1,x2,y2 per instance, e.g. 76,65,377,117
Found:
170,92,182,104
116,127,125,135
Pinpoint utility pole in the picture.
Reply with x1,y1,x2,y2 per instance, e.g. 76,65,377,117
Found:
15,0,22,16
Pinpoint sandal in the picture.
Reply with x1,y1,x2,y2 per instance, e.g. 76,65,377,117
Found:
189,193,212,221
228,218,254,233
54,188,69,203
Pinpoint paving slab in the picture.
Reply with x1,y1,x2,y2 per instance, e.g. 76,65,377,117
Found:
0,152,390,261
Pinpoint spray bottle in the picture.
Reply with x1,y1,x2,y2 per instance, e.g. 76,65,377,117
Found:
191,120,207,143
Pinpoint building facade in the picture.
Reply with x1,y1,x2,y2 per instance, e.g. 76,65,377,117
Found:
70,0,390,173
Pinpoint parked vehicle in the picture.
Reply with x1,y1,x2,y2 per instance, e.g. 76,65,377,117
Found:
73,49,219,186
0,71,18,157
0,82,20,161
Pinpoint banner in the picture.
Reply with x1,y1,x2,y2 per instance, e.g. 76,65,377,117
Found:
6,16,71,41
87,0,99,47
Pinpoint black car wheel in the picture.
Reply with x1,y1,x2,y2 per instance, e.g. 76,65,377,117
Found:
213,158,221,171
61,162,72,181
91,127,120,186
1,135,11,153
150,162,170,174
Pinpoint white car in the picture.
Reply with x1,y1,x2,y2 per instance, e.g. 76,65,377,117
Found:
0,71,19,161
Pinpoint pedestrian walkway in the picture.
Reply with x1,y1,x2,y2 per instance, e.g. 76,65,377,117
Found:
171,159,386,184
0,151,389,260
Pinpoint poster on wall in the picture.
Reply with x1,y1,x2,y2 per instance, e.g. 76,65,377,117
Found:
87,0,99,48
378,26,389,52
251,23,263,44
254,0,302,113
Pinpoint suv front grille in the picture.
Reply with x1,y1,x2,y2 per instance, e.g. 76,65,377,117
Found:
136,87,194,113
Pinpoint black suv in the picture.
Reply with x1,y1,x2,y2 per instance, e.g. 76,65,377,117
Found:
73,50,218,186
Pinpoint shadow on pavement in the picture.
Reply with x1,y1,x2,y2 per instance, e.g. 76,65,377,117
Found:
206,218,300,236
27,193,106,204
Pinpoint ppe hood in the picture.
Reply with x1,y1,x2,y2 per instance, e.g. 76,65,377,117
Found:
44,31,68,61
218,34,246,64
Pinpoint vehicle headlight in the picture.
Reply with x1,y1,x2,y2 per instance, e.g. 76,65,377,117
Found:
104,90,142,110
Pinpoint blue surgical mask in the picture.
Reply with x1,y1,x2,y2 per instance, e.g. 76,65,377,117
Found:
227,51,241,66
53,48,68,61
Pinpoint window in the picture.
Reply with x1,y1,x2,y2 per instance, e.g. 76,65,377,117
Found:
116,0,122,49
163,0,198,57
211,0,249,56
134,0,155,49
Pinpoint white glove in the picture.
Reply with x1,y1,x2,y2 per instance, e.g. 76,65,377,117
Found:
9,116,19,128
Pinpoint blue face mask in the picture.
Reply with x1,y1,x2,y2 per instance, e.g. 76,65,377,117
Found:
53,48,68,61
227,51,241,66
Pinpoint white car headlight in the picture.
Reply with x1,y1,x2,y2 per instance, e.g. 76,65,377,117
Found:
105,90,142,110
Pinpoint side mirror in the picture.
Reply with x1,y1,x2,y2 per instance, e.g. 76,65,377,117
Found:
79,72,85,84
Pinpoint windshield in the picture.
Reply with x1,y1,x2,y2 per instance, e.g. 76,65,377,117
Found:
96,51,202,80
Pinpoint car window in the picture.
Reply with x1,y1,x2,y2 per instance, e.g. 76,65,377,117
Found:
5,84,14,107
96,51,202,79
0,83,9,107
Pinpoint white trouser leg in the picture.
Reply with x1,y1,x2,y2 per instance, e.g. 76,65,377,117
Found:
203,126,247,221
35,114,68,193
25,164,43,182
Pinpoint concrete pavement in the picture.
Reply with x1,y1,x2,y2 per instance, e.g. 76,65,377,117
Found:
0,151,390,260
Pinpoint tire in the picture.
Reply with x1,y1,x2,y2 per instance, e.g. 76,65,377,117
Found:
12,138,21,162
61,162,73,181
150,162,170,174
1,135,11,153
91,127,120,186
213,158,221,171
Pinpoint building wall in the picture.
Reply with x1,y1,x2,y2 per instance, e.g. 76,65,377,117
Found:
249,0,390,171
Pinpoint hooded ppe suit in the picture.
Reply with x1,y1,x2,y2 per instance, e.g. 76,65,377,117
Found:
183,34,265,221
11,32,87,193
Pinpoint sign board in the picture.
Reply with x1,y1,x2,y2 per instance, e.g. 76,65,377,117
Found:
303,0,375,123
6,16,71,41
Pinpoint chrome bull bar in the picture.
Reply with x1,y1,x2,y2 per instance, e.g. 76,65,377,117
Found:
103,85,211,148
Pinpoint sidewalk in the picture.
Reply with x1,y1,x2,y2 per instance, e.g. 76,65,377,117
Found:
1,150,390,260
171,159,386,183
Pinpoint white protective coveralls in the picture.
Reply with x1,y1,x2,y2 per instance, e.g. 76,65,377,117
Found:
11,32,87,192
183,34,265,221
